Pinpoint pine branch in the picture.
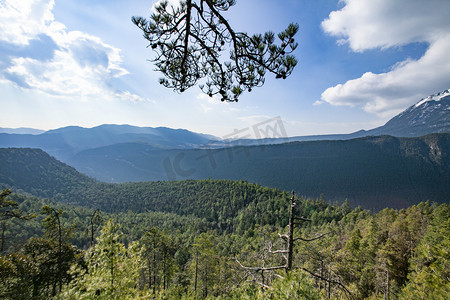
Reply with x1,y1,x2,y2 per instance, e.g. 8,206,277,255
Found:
133,0,298,102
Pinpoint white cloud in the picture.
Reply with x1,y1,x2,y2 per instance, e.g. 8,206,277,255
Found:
196,93,219,113
313,100,324,106
322,0,450,52
115,91,146,103
0,0,55,46
320,0,450,117
0,0,142,101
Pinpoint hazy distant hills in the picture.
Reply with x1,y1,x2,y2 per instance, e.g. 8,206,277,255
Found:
0,127,45,135
0,124,217,160
1,89,450,209
0,89,449,158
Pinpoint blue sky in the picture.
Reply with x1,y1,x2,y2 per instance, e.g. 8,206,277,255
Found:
0,0,449,138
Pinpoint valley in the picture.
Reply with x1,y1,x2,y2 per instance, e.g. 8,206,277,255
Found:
1,90,449,299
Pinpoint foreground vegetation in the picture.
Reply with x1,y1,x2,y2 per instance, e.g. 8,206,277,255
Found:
1,188,449,299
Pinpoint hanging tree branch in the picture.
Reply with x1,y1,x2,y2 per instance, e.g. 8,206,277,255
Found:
132,0,299,102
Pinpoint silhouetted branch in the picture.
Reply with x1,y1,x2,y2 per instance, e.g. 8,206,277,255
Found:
133,0,298,102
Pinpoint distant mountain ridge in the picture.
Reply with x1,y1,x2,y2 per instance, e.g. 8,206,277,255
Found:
66,133,450,209
1,88,450,201
1,89,449,152
0,127,45,135
0,124,218,160
238,89,450,145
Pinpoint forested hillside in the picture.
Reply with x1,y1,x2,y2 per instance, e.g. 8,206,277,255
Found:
1,143,449,299
0,148,96,198
68,134,450,210
2,133,450,210
1,189,448,299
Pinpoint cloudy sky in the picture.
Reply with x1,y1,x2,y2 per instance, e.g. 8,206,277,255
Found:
1,0,449,138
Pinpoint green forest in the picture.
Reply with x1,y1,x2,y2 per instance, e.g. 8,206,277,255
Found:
1,185,449,299
0,148,449,299
1,0,449,298
65,133,450,211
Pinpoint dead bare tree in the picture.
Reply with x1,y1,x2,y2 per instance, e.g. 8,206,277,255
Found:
236,191,353,299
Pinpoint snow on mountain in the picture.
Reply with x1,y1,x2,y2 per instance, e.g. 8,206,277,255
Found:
414,89,450,108
371,89,450,137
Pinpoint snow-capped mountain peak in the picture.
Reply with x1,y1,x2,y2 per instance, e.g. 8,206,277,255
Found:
414,89,450,108
371,88,450,137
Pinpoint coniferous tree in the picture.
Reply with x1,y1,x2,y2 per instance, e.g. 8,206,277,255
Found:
191,232,219,298
140,227,176,293
132,0,298,102
400,204,450,299
41,206,71,294
5,205,78,299
61,219,146,299
1,190,34,252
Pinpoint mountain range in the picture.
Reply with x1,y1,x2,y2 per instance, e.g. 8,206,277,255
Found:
234,88,450,145
1,133,449,211
0,124,217,160
364,89,450,137
0,89,449,209
0,127,45,135
1,89,449,156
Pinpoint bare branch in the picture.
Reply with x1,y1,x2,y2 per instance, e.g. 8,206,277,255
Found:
278,233,288,240
293,232,332,242
254,281,270,289
268,249,288,254
300,267,354,300
235,258,286,272
235,191,335,292
273,273,284,279
181,0,192,75
294,216,312,222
